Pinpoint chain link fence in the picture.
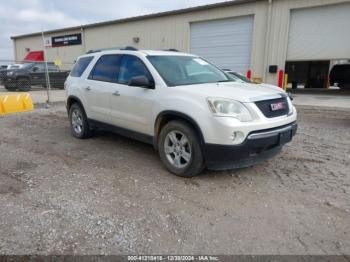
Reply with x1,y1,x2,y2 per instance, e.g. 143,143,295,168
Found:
0,59,73,102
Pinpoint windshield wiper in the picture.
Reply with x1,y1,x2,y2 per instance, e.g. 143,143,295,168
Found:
217,80,233,83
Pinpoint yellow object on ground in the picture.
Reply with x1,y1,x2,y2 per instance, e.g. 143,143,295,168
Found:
0,93,34,115
253,77,263,84
284,74,289,91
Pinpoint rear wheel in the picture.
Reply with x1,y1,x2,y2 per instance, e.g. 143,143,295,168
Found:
158,121,204,177
17,78,31,91
69,103,92,139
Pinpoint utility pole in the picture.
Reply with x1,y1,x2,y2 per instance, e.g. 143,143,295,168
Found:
41,30,51,104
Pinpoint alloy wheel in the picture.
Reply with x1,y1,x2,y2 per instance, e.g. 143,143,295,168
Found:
164,130,192,169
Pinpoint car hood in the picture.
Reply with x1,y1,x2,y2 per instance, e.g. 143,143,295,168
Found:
7,69,28,74
172,82,286,103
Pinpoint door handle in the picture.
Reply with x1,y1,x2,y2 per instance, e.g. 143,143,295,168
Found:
85,86,91,91
113,91,120,96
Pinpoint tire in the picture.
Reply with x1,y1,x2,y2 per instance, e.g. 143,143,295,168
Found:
17,78,31,92
69,103,92,139
4,85,16,91
158,120,204,177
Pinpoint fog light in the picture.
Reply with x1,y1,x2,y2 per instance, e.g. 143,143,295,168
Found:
231,131,245,144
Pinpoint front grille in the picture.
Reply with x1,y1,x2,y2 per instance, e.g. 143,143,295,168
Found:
255,97,289,118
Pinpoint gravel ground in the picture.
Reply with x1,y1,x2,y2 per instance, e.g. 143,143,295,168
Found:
0,103,349,255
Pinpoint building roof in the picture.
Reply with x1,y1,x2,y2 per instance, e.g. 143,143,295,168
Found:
11,0,261,40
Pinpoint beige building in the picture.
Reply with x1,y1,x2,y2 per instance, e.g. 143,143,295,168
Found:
11,0,350,86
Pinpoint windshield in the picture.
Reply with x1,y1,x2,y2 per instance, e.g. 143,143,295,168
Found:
147,56,236,87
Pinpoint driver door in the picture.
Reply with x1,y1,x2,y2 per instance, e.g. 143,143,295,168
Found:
30,63,46,86
110,55,155,135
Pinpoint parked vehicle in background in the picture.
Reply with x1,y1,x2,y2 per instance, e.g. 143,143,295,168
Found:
1,64,23,83
7,64,23,70
0,68,7,84
65,48,297,177
330,63,350,90
223,69,252,83
224,69,283,90
3,62,70,91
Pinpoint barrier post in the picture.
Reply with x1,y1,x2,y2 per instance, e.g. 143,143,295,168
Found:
278,70,284,89
247,70,252,81
284,74,288,91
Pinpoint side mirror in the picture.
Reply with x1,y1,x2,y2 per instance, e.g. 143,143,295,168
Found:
32,66,39,72
128,76,155,89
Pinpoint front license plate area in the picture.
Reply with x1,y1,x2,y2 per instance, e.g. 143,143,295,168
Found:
279,130,292,145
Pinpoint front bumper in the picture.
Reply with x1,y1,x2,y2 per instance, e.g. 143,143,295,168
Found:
203,122,297,170
3,77,17,87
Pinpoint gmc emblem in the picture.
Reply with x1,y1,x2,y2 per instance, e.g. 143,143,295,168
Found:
271,102,286,111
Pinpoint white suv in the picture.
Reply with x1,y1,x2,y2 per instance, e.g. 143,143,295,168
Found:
65,48,297,177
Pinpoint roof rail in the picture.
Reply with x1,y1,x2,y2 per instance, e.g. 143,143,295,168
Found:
122,46,138,51
86,46,138,54
164,49,179,52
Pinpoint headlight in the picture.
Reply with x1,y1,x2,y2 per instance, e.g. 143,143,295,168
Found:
287,96,294,115
207,98,253,122
7,71,14,76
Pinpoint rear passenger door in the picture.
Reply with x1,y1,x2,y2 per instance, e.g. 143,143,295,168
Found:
110,55,155,135
85,55,121,123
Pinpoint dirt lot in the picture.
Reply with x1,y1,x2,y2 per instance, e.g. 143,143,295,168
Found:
0,103,349,255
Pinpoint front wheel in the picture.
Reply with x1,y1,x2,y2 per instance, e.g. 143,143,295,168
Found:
4,85,16,91
17,78,31,91
69,103,92,139
158,121,204,177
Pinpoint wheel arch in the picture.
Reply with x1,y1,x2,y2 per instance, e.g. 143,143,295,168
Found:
16,76,31,82
66,95,85,114
154,110,205,149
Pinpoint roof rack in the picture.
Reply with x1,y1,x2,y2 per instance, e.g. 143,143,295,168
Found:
86,46,138,54
164,49,179,52
122,46,138,51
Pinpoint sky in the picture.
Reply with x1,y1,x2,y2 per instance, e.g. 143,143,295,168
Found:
0,0,230,61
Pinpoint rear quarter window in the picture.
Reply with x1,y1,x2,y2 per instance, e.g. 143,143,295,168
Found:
70,56,94,77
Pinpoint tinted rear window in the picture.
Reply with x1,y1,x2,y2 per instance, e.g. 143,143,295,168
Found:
89,55,121,82
70,56,94,77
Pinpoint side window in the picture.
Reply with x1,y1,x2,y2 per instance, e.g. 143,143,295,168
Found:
33,63,45,72
89,55,120,82
118,55,153,85
70,56,93,77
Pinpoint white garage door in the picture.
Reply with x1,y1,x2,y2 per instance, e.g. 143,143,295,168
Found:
287,3,350,61
190,16,254,74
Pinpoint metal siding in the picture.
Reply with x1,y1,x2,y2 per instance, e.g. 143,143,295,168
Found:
13,0,350,84
265,0,350,84
190,16,254,73
287,2,350,60
13,1,266,75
